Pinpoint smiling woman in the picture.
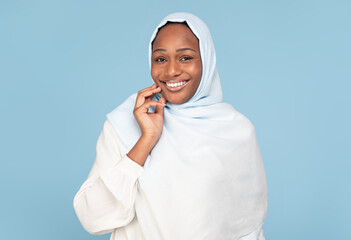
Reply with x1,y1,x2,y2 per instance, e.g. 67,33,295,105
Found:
151,22,202,104
74,12,268,240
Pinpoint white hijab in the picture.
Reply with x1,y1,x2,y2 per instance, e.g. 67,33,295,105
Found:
107,12,268,239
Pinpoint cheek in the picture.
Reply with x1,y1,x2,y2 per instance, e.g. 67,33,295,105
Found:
187,63,202,83
196,62,203,82
151,67,161,81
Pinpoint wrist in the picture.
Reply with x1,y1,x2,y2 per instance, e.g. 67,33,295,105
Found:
127,134,159,167
140,133,160,144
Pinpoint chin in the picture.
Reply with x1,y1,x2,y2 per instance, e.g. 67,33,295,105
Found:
168,99,186,104
163,93,189,105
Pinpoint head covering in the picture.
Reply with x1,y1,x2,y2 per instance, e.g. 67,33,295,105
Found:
107,12,268,239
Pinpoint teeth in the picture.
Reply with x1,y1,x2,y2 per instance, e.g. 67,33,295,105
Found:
166,81,188,87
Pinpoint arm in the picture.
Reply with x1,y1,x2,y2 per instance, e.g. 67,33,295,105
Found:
127,134,158,166
73,120,144,235
127,83,166,166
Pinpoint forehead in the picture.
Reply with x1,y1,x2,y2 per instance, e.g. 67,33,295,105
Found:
152,24,199,49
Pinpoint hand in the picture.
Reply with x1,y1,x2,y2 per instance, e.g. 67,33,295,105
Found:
133,83,167,142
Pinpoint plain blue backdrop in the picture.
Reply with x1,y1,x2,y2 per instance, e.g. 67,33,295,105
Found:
1,0,350,239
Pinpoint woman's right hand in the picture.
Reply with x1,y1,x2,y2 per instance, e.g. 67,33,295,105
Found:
133,83,167,143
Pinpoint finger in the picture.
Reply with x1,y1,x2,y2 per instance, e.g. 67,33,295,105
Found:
138,83,157,95
159,96,166,104
144,85,159,102
144,86,163,103
135,100,165,115
135,87,161,108
136,86,161,107
154,97,167,115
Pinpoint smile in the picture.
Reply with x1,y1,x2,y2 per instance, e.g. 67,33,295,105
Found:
163,80,189,92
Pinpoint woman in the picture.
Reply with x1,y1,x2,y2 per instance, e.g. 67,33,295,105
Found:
74,12,268,240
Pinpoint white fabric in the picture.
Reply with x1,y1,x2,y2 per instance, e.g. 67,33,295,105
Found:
74,120,266,239
104,12,268,239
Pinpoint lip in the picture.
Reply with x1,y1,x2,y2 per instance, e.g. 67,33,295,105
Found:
161,79,190,92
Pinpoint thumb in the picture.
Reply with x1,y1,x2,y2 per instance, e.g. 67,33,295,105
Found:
155,97,166,115
159,96,166,105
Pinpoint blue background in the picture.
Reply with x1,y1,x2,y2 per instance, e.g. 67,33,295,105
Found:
1,0,350,239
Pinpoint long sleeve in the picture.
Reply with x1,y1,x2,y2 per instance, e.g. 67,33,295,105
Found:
73,119,144,235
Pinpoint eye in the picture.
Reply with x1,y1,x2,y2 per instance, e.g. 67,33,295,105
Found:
154,57,166,62
180,56,193,61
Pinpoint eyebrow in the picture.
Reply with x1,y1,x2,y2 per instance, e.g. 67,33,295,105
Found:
152,47,197,53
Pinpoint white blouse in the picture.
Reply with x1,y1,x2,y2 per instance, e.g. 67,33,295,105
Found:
73,119,266,240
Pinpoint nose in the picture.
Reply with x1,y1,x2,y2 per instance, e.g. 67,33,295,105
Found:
166,59,182,78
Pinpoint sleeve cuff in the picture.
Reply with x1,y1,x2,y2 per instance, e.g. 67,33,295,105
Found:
116,154,144,178
98,154,144,195
98,155,144,206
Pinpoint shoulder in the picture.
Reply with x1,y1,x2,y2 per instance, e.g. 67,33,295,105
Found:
97,119,128,156
222,102,256,139
104,93,141,150
106,93,138,119
222,102,255,128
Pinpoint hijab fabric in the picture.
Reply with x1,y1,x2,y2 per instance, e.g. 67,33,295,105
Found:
107,12,268,240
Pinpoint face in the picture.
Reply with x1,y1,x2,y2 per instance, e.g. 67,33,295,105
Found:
151,23,202,104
